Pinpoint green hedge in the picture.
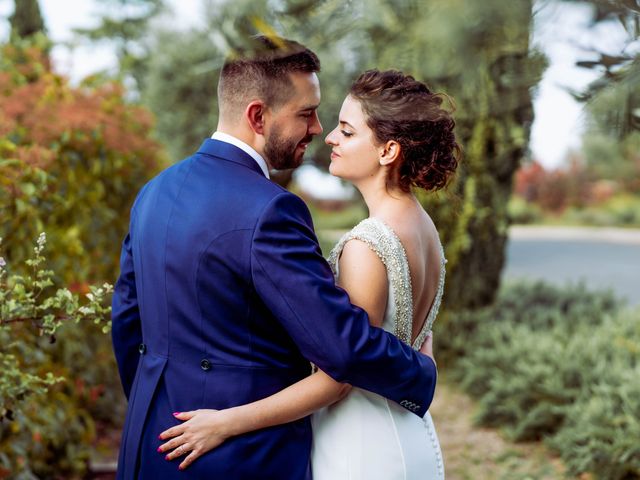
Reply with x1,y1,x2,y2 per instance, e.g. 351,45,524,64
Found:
0,40,160,477
439,281,639,479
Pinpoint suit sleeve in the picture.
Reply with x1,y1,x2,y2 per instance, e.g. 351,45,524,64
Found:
111,228,142,399
250,192,437,417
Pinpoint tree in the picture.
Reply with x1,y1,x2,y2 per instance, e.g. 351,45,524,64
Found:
142,28,221,162
74,0,164,92
563,0,640,136
564,0,640,191
9,0,46,42
0,42,164,285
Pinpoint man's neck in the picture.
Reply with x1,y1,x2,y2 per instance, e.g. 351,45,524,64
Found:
211,130,271,178
216,125,263,154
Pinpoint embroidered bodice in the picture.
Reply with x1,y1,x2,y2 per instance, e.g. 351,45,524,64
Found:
327,217,446,350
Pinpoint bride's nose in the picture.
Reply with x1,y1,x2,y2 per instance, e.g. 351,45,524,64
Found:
325,127,338,146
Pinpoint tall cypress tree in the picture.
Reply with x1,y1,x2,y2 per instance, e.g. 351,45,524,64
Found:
9,0,46,41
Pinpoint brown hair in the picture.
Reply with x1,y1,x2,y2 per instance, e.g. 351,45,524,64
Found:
349,69,460,192
218,35,320,120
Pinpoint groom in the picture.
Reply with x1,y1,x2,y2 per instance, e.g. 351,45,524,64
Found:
111,35,437,479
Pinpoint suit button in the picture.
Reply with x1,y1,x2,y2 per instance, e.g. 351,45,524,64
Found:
200,359,212,371
138,343,147,354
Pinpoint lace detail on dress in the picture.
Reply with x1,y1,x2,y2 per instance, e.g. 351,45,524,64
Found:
328,218,414,345
411,243,446,350
328,217,446,349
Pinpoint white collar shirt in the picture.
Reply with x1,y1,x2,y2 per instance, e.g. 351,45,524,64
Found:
211,131,270,179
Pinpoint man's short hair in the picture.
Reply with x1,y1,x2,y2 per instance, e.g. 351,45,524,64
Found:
218,35,321,120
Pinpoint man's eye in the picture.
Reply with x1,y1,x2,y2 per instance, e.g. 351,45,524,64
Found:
341,130,353,137
301,112,313,118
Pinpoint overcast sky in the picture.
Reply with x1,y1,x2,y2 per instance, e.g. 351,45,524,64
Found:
0,0,629,197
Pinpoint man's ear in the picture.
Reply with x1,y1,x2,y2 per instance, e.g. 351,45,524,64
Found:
245,101,267,135
379,140,401,166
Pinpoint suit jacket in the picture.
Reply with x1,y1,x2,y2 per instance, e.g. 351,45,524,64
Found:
111,138,437,479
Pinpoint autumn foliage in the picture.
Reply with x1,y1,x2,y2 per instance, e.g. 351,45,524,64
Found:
514,158,594,213
0,39,163,477
0,40,164,284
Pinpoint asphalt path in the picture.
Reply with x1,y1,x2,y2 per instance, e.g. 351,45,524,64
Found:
504,226,640,306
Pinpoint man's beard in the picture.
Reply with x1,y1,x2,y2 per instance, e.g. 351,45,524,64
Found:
264,125,309,170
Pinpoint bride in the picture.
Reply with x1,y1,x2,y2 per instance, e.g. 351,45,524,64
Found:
158,69,460,479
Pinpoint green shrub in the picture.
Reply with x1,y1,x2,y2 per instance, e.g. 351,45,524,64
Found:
0,234,113,477
441,281,640,478
562,207,619,227
549,309,640,479
529,193,640,228
508,196,544,224
456,323,574,440
0,40,163,285
0,40,158,477
437,281,620,367
602,194,640,226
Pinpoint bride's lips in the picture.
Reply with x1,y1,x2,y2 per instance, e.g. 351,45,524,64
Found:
330,151,340,159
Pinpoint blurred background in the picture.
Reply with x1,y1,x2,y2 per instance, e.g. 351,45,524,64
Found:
0,0,638,478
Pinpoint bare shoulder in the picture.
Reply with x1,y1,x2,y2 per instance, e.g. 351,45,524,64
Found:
339,239,387,277
337,238,388,327
382,208,439,249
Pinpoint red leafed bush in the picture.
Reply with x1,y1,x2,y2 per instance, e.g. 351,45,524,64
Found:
514,158,593,213
0,40,165,284
0,39,165,477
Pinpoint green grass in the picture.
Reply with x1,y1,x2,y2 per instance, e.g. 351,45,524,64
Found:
509,194,640,228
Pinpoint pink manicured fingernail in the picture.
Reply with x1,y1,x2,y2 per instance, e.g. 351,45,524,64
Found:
179,465,185,470
157,447,162,453
165,454,170,461
173,412,181,416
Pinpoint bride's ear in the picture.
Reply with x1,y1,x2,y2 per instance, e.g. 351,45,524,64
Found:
379,140,401,166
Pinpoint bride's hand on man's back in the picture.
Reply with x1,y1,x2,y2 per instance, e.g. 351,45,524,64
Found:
419,333,435,365
158,409,234,470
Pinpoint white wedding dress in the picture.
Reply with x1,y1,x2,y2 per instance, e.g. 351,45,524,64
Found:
311,217,446,480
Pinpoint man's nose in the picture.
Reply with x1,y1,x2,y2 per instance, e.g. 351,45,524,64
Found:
309,112,323,136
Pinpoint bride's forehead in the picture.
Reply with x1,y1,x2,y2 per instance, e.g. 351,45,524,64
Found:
340,96,366,122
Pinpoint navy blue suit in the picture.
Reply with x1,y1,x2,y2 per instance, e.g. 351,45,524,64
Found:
111,139,437,479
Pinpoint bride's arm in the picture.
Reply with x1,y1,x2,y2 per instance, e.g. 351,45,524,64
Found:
158,240,388,470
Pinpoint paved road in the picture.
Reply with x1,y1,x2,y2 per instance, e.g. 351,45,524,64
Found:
504,226,640,306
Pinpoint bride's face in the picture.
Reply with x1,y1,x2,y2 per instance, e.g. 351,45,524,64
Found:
325,95,382,182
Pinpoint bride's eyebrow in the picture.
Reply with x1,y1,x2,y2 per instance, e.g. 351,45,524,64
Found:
339,120,356,130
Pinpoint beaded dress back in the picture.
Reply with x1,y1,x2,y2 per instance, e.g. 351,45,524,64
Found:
327,217,446,350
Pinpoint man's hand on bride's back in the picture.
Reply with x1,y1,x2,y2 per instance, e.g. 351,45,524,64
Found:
419,333,435,365
158,409,234,470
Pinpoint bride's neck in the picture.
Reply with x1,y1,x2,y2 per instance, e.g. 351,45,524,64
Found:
356,178,416,218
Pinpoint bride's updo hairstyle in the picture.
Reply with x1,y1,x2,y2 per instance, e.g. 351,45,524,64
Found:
349,69,460,192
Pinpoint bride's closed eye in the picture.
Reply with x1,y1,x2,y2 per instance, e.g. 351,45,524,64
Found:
341,129,354,137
